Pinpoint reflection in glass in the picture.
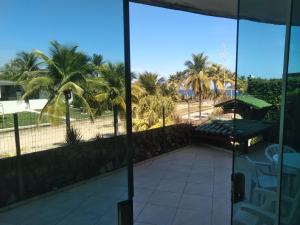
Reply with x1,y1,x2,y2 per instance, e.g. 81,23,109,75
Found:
232,0,289,225
280,0,300,224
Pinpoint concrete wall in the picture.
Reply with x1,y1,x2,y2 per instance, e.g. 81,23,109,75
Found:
0,99,47,114
28,99,48,110
0,100,27,114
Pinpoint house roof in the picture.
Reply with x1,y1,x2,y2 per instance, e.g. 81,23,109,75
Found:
236,95,272,109
0,80,16,86
132,0,299,25
195,119,273,140
215,94,272,110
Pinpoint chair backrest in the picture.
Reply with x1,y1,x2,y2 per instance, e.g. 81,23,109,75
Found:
265,144,279,162
256,188,300,225
244,156,271,181
265,144,296,162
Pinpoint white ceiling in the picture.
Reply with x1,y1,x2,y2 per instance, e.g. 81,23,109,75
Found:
131,0,294,25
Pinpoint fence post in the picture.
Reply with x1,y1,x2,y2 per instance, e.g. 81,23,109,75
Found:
113,107,119,137
162,105,166,152
187,100,190,123
162,105,166,128
13,113,24,200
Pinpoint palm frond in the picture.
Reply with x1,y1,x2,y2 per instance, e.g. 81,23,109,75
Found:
34,50,64,78
22,77,54,100
58,82,84,97
95,93,108,102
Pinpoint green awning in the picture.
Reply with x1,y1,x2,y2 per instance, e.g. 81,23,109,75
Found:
236,95,272,110
215,94,272,110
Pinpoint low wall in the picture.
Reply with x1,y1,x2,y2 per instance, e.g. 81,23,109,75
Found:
28,99,47,110
0,124,194,208
0,100,27,114
0,99,47,114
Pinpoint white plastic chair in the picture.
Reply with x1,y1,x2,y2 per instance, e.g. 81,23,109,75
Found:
233,186,300,225
265,144,296,162
245,156,277,189
265,144,298,194
245,156,277,203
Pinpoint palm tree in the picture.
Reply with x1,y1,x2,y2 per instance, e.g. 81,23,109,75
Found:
208,64,235,102
95,62,125,136
208,64,225,104
137,72,165,95
22,40,93,133
185,53,209,73
2,51,42,83
185,71,211,119
131,83,146,104
89,54,105,77
185,53,210,119
168,71,186,88
160,82,181,101
92,54,104,67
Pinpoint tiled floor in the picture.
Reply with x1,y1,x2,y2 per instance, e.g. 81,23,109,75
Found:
0,145,232,225
133,145,232,225
0,169,129,225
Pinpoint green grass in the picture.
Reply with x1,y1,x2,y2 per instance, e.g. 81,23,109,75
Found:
0,112,49,129
36,108,113,120
70,108,113,120
69,108,91,120
0,108,114,130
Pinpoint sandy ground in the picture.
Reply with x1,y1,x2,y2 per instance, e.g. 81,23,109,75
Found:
0,117,126,157
176,101,214,121
175,101,212,115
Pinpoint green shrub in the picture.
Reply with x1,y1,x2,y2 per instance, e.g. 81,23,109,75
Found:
65,127,82,145
247,78,282,122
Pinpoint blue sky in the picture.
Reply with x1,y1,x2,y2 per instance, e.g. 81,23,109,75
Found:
130,3,298,79
0,1,298,78
130,3,237,78
238,21,286,78
289,26,300,74
0,0,125,66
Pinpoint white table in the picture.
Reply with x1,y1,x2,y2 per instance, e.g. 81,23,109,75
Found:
273,153,300,170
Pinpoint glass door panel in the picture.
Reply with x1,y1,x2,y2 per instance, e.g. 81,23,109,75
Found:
280,0,300,224
232,0,289,224
0,1,131,225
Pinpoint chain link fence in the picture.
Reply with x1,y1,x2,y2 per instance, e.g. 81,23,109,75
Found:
0,99,224,158
0,109,126,158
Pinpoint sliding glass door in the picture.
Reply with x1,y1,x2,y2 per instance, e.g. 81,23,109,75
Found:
0,0,133,224
232,0,292,224
280,0,300,224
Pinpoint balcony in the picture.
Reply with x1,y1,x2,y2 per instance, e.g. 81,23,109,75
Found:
0,144,232,225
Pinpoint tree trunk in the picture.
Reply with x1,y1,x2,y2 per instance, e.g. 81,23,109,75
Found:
213,82,217,106
65,95,71,134
113,106,119,136
213,91,216,106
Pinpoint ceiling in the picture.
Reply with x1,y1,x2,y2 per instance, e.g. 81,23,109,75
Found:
131,0,297,25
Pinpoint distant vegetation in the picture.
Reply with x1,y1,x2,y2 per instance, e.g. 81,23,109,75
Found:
247,78,282,122
0,41,237,132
